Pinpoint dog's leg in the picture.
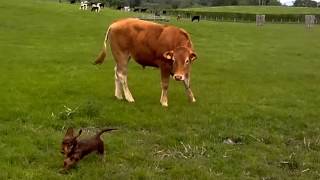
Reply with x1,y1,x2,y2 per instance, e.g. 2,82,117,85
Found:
64,155,81,170
97,142,105,162
64,158,76,170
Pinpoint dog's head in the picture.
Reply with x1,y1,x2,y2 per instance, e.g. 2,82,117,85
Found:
61,128,82,157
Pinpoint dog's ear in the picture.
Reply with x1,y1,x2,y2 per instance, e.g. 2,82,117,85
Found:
65,128,74,138
73,129,82,140
76,129,82,138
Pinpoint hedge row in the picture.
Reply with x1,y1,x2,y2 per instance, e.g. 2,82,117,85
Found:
166,10,320,23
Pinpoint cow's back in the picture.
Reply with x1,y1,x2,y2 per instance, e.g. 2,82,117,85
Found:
109,18,192,67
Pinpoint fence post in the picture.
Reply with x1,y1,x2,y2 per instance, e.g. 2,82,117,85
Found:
305,15,316,28
256,14,265,26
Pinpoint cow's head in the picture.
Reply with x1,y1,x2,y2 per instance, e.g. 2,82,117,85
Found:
163,46,197,81
61,128,82,157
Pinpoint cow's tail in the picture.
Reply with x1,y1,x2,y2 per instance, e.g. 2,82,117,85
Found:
95,128,117,138
93,26,111,65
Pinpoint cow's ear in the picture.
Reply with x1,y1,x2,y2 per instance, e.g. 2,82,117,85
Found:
163,51,174,61
189,52,197,62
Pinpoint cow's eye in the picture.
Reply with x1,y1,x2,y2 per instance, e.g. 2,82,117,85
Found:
185,59,189,64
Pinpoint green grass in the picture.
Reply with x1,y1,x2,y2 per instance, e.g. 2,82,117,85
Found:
183,6,320,14
1,0,320,179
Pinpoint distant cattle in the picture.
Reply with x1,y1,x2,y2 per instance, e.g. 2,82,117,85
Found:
94,18,197,107
98,3,104,9
140,8,147,13
116,6,123,10
80,1,88,10
70,0,76,4
90,2,103,12
162,10,166,15
192,16,200,22
177,15,181,21
124,6,130,11
91,4,100,12
133,8,139,12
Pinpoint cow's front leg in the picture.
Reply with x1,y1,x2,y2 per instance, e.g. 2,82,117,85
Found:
183,74,196,103
160,69,170,107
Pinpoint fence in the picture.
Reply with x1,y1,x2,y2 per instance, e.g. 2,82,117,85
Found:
166,10,320,24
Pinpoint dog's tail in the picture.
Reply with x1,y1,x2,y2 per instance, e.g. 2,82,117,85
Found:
96,128,117,138
93,26,111,65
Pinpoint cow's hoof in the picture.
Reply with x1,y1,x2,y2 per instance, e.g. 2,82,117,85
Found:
126,98,135,103
190,98,196,103
160,102,168,107
115,95,123,100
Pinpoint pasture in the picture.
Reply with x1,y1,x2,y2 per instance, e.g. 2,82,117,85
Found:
1,0,320,179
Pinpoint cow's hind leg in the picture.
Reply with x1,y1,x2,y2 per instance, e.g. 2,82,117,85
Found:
114,56,135,103
114,66,123,100
183,74,196,103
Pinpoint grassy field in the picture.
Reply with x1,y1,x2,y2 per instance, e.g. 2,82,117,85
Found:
1,0,320,179
183,6,320,14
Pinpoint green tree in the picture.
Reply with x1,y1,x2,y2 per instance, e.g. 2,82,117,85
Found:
129,0,141,7
294,0,317,7
107,0,126,7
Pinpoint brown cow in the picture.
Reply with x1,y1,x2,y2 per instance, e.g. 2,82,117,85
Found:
94,18,197,107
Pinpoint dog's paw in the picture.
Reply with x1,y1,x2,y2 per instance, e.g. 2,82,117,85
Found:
58,168,69,174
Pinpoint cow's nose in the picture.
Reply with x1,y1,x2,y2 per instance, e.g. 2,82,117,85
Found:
174,75,183,81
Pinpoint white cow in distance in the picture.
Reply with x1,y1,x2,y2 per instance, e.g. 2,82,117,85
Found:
124,6,130,12
91,3,101,12
80,1,88,10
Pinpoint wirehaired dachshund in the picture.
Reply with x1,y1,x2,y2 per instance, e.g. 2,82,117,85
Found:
61,127,117,170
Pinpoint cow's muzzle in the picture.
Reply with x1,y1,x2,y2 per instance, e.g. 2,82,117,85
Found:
173,75,184,81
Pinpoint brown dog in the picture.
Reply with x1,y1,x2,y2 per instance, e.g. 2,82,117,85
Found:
61,127,117,170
